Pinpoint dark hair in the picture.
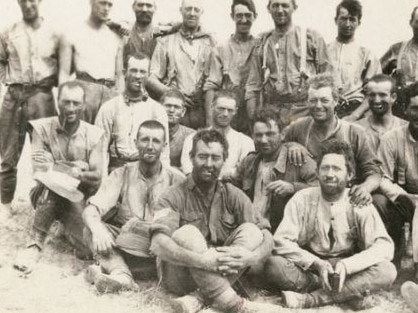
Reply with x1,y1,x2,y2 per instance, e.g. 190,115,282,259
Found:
367,74,397,94
160,88,186,106
317,139,355,176
137,120,166,141
213,89,238,107
335,0,362,22
411,6,418,24
125,51,150,69
231,0,257,16
267,0,297,10
252,107,280,130
58,81,86,102
308,73,339,101
190,129,229,160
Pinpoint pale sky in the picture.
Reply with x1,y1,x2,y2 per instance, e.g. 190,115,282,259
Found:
0,0,417,57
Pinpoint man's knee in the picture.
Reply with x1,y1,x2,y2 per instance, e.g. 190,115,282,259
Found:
172,225,207,253
264,256,301,291
228,223,263,250
370,261,397,288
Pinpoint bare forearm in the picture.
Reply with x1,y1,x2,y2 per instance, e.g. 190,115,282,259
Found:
359,173,381,193
146,76,169,99
82,205,103,231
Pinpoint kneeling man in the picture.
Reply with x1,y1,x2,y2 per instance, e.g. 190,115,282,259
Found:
265,139,396,309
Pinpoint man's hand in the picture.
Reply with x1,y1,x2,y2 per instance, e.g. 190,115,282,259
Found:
202,248,221,273
32,150,54,171
215,246,255,276
106,20,130,37
334,262,347,293
311,259,334,291
266,180,295,197
286,142,312,167
91,224,115,255
349,184,372,207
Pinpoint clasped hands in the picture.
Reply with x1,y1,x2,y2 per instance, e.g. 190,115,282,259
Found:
311,259,347,293
203,246,256,276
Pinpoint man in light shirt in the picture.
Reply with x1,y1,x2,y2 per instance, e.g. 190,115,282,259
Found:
264,139,396,309
181,90,254,179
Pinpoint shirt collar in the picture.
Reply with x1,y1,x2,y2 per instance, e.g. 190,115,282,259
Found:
251,146,289,174
179,25,211,40
55,118,81,136
309,116,342,141
186,174,223,193
231,33,254,43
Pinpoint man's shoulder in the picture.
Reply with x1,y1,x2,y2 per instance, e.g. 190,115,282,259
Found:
99,94,124,113
254,29,274,47
231,129,253,143
29,117,58,133
241,151,259,166
288,187,321,210
179,125,195,137
354,117,370,129
381,124,408,142
163,165,187,182
79,120,105,141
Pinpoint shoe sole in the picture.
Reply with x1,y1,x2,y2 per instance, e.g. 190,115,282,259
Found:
85,265,101,285
95,274,124,294
401,281,418,313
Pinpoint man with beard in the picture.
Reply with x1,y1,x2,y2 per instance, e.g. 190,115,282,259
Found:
83,120,185,293
14,82,105,274
284,74,382,208
148,0,216,129
181,90,254,179
161,89,195,169
0,0,60,218
59,0,124,124
328,0,381,121
149,129,278,313
203,0,257,134
95,53,169,173
264,140,396,309
381,6,418,119
245,0,331,128
232,108,317,232
356,74,407,151
376,93,418,280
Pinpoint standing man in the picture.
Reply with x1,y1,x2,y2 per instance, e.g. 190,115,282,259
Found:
0,0,60,215
14,82,105,274
148,0,216,129
233,108,317,232
328,0,381,121
245,0,331,128
83,120,185,293
95,53,169,173
264,140,396,309
285,74,382,208
204,0,257,134
356,74,407,151
59,0,124,124
381,6,418,119
161,89,195,169
181,90,254,179
149,129,277,313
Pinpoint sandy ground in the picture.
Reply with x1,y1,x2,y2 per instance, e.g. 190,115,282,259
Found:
0,139,415,313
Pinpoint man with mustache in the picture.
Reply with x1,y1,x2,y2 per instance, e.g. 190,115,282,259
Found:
232,108,317,232
245,0,331,128
204,0,257,134
285,74,382,208
149,129,278,313
82,120,185,293
328,0,381,121
356,74,407,151
376,91,418,280
0,0,60,219
95,53,169,173
148,0,216,129
14,81,105,274
264,140,396,309
59,0,124,124
180,90,254,179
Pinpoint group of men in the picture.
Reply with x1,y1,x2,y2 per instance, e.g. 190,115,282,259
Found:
3,0,418,312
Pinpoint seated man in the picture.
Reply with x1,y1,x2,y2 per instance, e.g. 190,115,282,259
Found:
161,88,195,169
181,90,254,179
82,120,185,293
285,73,382,207
356,74,407,151
377,92,418,278
14,81,105,274
233,108,317,232
150,129,278,313
265,139,396,309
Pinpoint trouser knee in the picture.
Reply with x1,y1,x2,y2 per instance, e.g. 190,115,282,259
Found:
227,223,263,250
264,256,300,291
172,225,207,253
370,261,397,288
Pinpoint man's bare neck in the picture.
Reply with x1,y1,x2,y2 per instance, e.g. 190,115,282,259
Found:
370,113,393,127
88,15,106,29
313,116,338,137
274,23,293,37
139,160,162,179
23,17,42,29
337,35,355,44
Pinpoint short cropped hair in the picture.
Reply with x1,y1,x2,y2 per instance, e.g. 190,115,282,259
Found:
267,0,297,10
190,129,229,161
252,107,280,130
317,139,355,177
213,89,238,107
335,0,362,22
367,74,397,94
308,73,340,101
231,0,257,16
137,120,166,141
160,88,186,106
125,51,150,69
58,81,86,102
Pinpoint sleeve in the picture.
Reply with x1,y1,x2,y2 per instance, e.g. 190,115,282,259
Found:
294,155,318,192
203,46,223,91
341,205,394,275
380,44,398,75
94,101,114,171
29,124,54,173
149,38,168,81
180,132,193,175
245,45,263,101
0,30,8,82
273,193,320,270
378,132,407,201
312,30,332,74
87,167,125,217
362,50,382,83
